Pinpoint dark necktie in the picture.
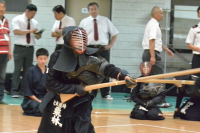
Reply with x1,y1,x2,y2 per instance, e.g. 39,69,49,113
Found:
56,21,62,41
94,19,98,41
26,19,30,44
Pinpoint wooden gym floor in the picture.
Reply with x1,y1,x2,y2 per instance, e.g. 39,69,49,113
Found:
0,93,199,133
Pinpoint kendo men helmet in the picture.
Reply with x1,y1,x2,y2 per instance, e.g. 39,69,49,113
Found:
63,26,88,54
140,61,152,76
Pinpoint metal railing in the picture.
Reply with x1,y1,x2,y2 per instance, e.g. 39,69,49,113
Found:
162,8,195,72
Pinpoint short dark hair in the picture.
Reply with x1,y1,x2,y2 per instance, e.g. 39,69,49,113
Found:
87,2,99,10
53,5,66,14
197,6,200,14
0,0,6,6
26,4,37,11
36,48,49,57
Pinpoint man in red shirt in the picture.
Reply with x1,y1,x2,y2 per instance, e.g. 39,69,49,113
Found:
0,0,12,104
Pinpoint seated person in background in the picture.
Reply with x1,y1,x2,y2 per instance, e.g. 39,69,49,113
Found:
21,48,48,116
130,61,165,120
173,73,200,121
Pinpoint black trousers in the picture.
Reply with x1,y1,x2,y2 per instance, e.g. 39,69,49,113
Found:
88,45,110,98
130,105,165,120
11,45,34,95
191,54,200,76
21,97,42,117
142,50,164,75
0,54,8,100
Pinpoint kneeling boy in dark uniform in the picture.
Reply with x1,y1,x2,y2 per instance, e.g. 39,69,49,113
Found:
21,48,48,116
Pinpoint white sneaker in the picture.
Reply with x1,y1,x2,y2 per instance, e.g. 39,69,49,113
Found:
103,95,113,100
157,102,172,108
12,95,19,98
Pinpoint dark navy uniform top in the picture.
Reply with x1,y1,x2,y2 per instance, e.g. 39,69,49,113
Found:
23,65,47,98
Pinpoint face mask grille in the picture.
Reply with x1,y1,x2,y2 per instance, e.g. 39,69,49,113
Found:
71,29,88,54
140,61,152,76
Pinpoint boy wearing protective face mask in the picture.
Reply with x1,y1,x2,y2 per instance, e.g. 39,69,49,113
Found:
130,61,166,120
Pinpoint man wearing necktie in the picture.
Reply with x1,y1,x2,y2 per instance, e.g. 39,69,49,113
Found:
11,4,41,98
51,5,75,51
142,6,174,108
79,2,119,100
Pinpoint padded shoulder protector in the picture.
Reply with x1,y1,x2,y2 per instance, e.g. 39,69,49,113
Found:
67,55,108,85
98,55,109,76
86,46,106,55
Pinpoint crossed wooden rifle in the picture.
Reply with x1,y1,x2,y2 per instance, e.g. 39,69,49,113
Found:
60,68,200,103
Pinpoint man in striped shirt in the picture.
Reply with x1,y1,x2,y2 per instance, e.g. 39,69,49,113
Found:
0,0,12,104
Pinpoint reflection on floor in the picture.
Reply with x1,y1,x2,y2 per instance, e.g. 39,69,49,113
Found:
3,92,177,112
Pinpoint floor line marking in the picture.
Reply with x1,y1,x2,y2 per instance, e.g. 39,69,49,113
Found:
94,124,200,133
0,124,198,133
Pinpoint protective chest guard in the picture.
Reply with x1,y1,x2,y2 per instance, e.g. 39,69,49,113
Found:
53,26,108,85
67,53,108,85
138,83,166,100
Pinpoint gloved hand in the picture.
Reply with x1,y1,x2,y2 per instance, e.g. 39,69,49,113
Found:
75,85,86,96
145,100,154,108
173,111,180,119
125,78,137,88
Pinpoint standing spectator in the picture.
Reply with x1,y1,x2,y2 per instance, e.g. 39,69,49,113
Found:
186,6,200,77
142,6,174,74
142,6,174,107
11,4,41,98
21,48,48,117
0,0,12,104
79,2,118,100
52,5,75,51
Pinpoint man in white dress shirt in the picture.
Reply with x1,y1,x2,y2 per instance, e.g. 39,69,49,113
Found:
11,4,41,98
186,6,200,77
52,5,75,51
142,6,173,74
142,6,174,108
79,2,119,100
